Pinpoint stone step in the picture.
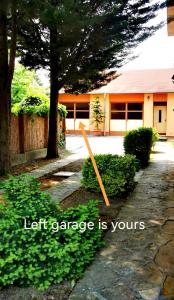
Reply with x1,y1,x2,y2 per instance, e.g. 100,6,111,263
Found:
159,136,167,141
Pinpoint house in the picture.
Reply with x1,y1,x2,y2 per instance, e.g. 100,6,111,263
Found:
59,69,174,137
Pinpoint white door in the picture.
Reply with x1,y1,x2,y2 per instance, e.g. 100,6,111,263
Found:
154,106,167,134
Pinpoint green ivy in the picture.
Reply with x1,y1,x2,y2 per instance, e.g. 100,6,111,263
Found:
58,104,67,119
0,175,102,290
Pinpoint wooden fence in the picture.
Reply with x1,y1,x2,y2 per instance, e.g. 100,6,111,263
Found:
11,114,65,154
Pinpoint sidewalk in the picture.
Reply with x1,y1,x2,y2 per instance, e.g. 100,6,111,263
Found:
26,136,125,202
69,142,174,300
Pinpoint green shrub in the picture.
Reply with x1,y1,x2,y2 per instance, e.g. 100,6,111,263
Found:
0,175,102,290
21,96,43,107
81,154,136,197
135,159,141,172
58,104,68,119
12,100,67,118
124,127,155,168
152,127,159,146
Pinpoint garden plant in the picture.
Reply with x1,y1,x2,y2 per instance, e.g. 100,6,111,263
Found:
124,127,159,168
90,98,104,133
0,175,102,290
82,154,136,197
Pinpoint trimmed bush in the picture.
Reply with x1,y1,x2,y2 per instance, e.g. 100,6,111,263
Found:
81,154,136,197
152,127,159,146
0,175,102,290
124,127,157,168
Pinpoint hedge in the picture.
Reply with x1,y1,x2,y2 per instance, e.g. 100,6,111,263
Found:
0,175,102,290
124,127,159,168
81,154,136,197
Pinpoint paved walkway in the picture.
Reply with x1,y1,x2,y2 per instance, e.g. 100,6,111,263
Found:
26,136,124,202
27,153,81,179
66,135,124,157
69,142,174,300
48,171,82,202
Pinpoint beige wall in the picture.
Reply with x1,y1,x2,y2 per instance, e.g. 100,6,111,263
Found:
143,94,154,127
75,119,90,130
104,94,110,134
127,120,143,131
110,120,126,132
166,93,174,136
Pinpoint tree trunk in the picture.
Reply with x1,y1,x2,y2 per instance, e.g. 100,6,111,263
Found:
0,1,11,175
47,29,59,159
8,0,17,88
47,78,59,158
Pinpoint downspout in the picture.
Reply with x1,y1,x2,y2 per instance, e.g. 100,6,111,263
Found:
103,93,107,136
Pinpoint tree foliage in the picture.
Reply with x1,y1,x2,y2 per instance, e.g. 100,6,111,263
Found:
0,0,164,173
17,0,163,158
12,63,49,104
18,0,163,92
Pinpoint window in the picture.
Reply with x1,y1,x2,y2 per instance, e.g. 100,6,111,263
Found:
111,103,126,111
76,102,89,119
159,110,162,123
128,112,143,120
154,102,167,106
64,103,74,110
76,111,89,119
67,111,74,118
111,112,125,119
76,103,89,110
111,102,143,120
128,103,143,111
111,103,126,120
63,102,90,120
63,103,74,119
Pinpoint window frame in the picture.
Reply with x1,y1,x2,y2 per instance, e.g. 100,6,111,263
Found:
110,102,143,120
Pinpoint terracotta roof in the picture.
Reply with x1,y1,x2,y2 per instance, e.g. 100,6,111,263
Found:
90,69,174,94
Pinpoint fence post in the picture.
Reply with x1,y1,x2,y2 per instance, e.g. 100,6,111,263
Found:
18,114,26,153
44,116,48,148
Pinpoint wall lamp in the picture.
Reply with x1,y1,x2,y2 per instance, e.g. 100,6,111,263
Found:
172,74,174,84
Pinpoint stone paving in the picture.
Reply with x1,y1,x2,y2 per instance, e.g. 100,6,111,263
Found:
26,153,82,179
26,136,125,202
69,142,174,300
47,171,82,202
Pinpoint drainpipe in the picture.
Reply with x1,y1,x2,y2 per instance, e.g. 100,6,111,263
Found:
103,93,107,136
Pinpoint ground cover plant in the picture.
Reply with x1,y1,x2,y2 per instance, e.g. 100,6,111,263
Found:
0,175,102,290
81,154,136,197
124,127,159,168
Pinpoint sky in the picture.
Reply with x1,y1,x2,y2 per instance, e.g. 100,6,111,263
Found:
38,5,174,86
122,6,174,70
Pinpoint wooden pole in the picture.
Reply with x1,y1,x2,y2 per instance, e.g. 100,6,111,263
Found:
79,122,110,207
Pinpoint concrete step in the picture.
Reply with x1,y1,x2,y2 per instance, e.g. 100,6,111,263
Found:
159,135,167,141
